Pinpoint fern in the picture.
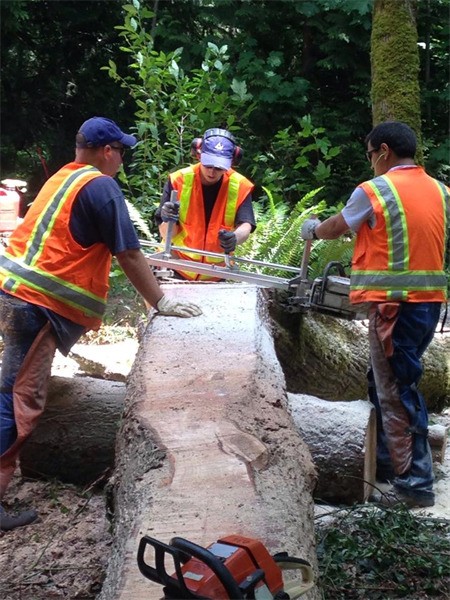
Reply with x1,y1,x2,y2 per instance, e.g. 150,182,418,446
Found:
124,198,155,241
236,187,355,280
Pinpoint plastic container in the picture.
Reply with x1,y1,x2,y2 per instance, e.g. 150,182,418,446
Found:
0,187,20,232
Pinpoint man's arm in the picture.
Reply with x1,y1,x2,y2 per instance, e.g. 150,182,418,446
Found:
302,187,373,241
234,222,253,245
116,249,202,317
116,248,164,308
315,213,350,239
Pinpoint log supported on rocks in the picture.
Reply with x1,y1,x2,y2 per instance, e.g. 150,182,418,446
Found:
20,376,125,485
287,394,377,504
100,284,320,600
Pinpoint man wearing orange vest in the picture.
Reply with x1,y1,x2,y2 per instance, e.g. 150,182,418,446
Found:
155,128,256,280
0,116,201,531
301,121,449,508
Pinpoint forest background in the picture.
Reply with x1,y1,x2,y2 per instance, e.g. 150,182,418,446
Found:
0,0,449,259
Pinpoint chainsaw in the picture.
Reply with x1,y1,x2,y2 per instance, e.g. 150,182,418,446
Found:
137,534,314,599
142,205,369,320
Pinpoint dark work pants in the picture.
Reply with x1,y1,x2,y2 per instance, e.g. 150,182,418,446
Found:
0,294,57,499
368,302,441,499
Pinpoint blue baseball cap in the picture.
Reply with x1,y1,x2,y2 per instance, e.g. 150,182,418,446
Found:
77,116,137,148
200,134,235,170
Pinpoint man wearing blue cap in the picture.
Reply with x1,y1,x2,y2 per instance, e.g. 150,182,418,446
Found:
155,128,256,280
0,116,201,531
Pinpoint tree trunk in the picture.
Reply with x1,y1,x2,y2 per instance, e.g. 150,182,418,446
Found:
287,394,377,504
99,284,320,600
267,295,450,412
371,0,423,162
20,376,125,485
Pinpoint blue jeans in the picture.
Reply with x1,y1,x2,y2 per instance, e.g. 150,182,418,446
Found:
368,302,441,498
0,294,47,455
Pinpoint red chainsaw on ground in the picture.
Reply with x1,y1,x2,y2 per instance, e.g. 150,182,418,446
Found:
137,534,314,599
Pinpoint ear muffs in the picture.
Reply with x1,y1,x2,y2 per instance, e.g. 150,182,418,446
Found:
190,128,243,166
190,137,203,160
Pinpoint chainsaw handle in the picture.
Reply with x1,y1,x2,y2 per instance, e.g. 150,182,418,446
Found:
137,536,200,599
171,537,245,599
272,554,315,598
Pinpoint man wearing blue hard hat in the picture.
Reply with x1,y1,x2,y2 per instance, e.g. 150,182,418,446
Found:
0,116,201,531
155,128,256,281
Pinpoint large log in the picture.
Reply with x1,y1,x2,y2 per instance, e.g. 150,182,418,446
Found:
20,376,125,485
99,284,320,600
287,394,377,504
266,291,450,411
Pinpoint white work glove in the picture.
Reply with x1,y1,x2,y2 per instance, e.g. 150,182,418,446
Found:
160,201,180,223
156,295,202,318
301,218,321,240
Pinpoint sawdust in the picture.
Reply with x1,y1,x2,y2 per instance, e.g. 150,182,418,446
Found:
0,475,111,599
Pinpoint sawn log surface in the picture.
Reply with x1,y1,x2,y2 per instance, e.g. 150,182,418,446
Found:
99,283,319,600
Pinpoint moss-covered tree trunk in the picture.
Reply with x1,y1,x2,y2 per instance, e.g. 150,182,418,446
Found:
371,0,423,163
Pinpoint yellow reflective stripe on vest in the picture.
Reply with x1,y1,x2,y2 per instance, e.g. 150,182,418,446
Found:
0,166,106,318
351,270,447,292
351,176,447,299
0,254,106,317
366,176,409,270
172,168,194,248
224,173,240,227
178,168,194,222
25,166,99,267
432,179,450,237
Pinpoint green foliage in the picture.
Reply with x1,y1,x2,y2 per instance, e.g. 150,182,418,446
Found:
103,1,255,220
236,187,351,279
0,0,131,188
249,115,342,206
316,505,450,599
308,237,355,280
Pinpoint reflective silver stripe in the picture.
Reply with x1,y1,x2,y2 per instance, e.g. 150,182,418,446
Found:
433,179,450,229
0,255,106,317
366,176,408,269
351,271,447,290
24,166,99,266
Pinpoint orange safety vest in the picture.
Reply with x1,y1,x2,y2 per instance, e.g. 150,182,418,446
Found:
169,163,254,281
0,163,112,329
350,166,449,304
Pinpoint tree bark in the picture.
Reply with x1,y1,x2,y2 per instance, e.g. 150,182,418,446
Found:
371,0,423,162
267,295,450,412
287,394,377,504
20,376,125,485
99,284,320,600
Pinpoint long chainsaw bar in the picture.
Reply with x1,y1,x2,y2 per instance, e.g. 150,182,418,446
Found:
141,238,368,320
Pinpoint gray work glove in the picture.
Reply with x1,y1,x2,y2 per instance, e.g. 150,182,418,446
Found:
301,218,321,240
160,201,180,223
218,229,237,253
156,295,202,318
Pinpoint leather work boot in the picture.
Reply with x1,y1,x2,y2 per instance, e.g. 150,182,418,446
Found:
0,504,39,531
370,488,435,509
